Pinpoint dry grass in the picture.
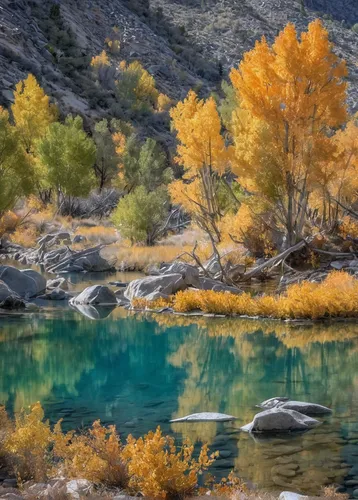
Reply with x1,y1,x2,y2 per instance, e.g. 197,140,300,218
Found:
10,226,39,248
105,243,193,271
73,226,119,245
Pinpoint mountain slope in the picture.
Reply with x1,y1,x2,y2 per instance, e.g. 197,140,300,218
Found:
0,0,357,116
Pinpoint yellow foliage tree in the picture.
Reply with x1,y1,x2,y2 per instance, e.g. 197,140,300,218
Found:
91,50,110,70
116,61,159,110
12,74,57,155
169,91,232,242
230,19,348,247
157,93,172,112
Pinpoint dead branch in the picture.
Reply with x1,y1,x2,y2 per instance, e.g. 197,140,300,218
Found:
239,239,307,282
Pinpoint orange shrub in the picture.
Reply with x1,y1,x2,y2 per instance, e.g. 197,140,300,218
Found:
144,271,358,320
122,427,218,499
10,226,38,248
4,403,52,482
53,419,127,486
0,211,19,236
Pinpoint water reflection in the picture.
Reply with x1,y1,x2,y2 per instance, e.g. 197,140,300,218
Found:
0,310,357,495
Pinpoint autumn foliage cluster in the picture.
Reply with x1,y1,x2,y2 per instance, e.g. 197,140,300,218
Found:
2,18,358,254
134,271,358,320
0,403,240,499
169,19,358,254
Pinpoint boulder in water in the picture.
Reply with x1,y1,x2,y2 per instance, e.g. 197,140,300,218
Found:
257,397,290,409
241,408,320,433
125,274,186,301
170,412,237,423
38,289,71,301
0,266,46,298
70,285,117,305
257,397,332,415
280,401,332,415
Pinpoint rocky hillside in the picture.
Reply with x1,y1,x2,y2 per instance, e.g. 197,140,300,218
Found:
0,0,357,117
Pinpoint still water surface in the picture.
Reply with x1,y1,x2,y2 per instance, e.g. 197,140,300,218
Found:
0,296,358,495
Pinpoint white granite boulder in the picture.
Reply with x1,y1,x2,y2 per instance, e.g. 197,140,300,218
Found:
125,274,187,301
70,285,117,305
170,412,237,423
241,408,320,433
0,266,46,298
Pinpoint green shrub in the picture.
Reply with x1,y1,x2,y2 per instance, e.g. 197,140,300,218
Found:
112,186,169,245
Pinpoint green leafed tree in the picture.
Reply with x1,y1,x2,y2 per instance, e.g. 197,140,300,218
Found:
93,119,119,190
118,136,172,192
0,108,34,218
112,185,169,245
37,115,96,211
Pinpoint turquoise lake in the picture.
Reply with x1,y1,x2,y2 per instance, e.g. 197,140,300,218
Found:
0,302,358,496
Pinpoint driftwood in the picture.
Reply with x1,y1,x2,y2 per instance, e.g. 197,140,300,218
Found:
310,247,358,258
239,240,307,282
46,245,105,273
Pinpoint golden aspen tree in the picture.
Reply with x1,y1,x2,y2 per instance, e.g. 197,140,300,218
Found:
230,20,348,247
322,117,358,229
12,74,57,155
169,90,231,242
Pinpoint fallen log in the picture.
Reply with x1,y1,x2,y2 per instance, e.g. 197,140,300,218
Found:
46,245,105,273
239,240,307,282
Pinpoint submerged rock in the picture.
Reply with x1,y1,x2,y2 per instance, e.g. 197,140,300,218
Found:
70,285,117,305
241,408,320,433
125,274,186,301
37,289,71,301
170,412,238,423
0,266,46,298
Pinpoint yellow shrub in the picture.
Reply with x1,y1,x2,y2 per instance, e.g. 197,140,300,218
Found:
10,226,38,248
0,211,19,236
53,420,127,486
4,402,52,482
209,471,247,496
0,404,233,496
91,50,110,69
339,216,358,239
132,296,173,309
167,271,358,320
157,93,173,112
122,427,217,499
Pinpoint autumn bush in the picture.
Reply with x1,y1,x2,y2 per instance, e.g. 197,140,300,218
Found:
137,272,358,320
0,211,19,237
10,226,39,248
122,427,217,498
0,403,230,498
